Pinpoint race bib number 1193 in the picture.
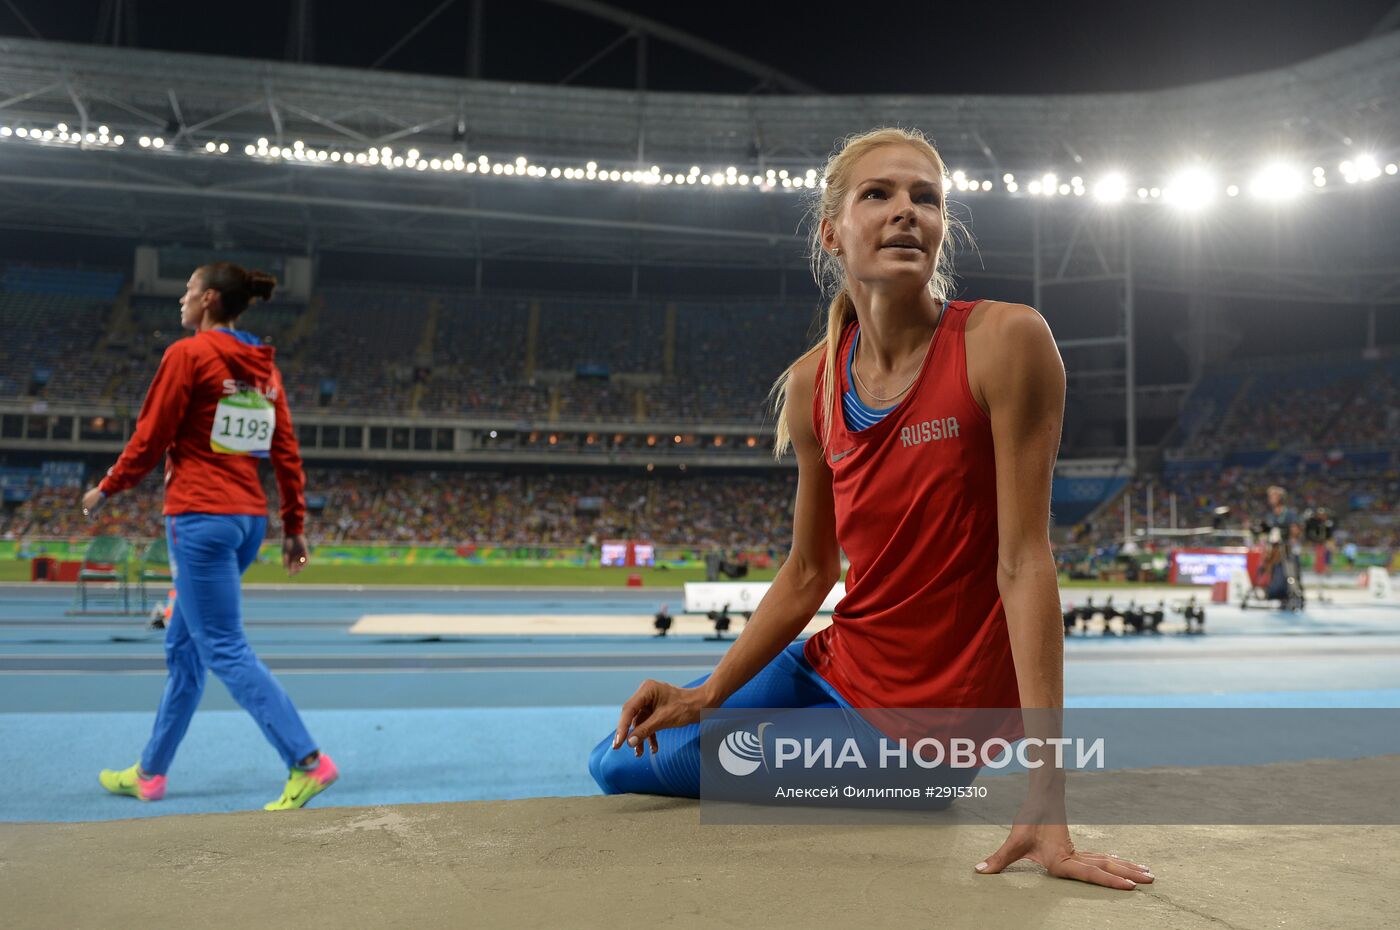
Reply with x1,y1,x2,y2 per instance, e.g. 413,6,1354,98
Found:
211,391,275,457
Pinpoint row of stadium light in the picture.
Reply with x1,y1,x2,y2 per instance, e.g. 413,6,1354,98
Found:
2,121,1397,206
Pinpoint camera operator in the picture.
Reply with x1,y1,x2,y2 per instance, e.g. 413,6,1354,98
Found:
1254,485,1302,600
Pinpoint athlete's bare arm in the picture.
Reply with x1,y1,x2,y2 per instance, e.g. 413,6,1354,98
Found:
971,302,1066,711
612,349,840,755
966,301,1153,890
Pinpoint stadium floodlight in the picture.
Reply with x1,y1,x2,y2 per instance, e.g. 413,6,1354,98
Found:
1163,167,1215,210
138,136,150,147
1387,164,1398,175
0,127,10,137
152,137,164,149
1092,173,1127,202
1248,163,1304,201
1028,179,1043,195
1354,155,1381,180
1041,173,1058,195
1226,185,1240,197
981,180,992,191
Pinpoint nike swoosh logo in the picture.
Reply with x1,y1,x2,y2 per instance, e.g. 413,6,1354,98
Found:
831,448,855,462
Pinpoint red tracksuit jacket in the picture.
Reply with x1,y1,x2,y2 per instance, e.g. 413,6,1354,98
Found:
99,329,306,535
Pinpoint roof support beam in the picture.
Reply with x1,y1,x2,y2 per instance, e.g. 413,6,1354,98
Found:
531,0,819,93
0,172,801,245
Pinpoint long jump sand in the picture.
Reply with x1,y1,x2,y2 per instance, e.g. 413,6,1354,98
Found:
4,757,1396,929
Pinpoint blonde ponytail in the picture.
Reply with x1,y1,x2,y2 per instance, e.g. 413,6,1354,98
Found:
771,290,856,456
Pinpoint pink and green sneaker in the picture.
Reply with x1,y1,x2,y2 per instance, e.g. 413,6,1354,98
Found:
264,753,339,811
99,763,166,801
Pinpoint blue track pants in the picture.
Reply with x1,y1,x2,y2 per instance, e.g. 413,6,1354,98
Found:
588,641,851,797
140,513,317,775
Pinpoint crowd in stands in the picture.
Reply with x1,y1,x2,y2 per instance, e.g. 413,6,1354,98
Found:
0,266,121,404
1,264,822,426
1178,358,1400,458
2,469,797,552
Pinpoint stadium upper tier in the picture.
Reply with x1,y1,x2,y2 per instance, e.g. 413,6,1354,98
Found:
4,263,1400,458
20,274,815,425
1170,354,1400,462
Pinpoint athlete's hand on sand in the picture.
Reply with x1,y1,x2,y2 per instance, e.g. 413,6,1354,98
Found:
80,487,105,518
283,535,310,576
976,822,1153,890
612,679,708,757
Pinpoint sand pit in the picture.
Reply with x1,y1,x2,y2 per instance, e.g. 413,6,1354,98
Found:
3,757,1397,929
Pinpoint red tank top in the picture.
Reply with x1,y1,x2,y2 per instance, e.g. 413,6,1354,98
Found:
804,300,1021,710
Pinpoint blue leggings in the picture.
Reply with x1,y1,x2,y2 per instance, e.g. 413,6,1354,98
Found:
140,514,317,775
589,641,850,797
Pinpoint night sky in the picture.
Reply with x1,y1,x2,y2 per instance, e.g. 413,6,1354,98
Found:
1,0,1394,95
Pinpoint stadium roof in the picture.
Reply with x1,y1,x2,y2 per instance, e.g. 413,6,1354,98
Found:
0,31,1397,303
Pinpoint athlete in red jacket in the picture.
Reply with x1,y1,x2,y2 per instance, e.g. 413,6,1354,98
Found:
592,128,1151,891
84,262,338,811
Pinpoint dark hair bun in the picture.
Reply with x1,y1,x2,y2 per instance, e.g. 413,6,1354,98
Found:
248,272,276,302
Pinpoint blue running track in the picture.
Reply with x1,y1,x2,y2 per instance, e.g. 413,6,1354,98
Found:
2,585,1398,822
